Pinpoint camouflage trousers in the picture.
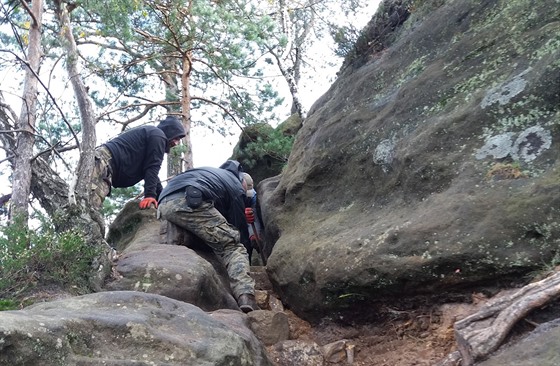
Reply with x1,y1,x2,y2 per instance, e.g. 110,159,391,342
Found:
90,146,113,210
158,195,255,299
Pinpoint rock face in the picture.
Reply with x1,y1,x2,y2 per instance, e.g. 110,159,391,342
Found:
0,202,278,365
478,319,560,366
261,0,560,322
0,291,271,366
105,201,239,311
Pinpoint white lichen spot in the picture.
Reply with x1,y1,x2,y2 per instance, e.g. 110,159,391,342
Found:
476,126,552,162
511,126,552,162
373,139,395,173
475,133,515,160
175,274,182,281
56,338,63,349
127,322,149,339
481,68,531,108
377,231,390,244
338,202,355,212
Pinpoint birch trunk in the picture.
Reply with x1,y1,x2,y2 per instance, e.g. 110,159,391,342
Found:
10,0,44,225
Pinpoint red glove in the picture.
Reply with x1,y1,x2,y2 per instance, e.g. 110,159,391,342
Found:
245,208,255,224
139,197,158,209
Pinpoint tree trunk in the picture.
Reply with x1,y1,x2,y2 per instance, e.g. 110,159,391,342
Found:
162,55,183,177
30,154,110,291
10,0,44,225
276,54,306,119
51,0,110,290
271,0,310,120
180,51,194,170
55,1,96,207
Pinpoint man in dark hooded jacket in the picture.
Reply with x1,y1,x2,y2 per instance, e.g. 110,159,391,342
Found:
157,160,259,313
91,115,186,211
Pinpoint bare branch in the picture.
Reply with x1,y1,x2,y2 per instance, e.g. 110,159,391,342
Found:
0,49,81,149
17,0,39,27
191,95,242,131
97,100,177,125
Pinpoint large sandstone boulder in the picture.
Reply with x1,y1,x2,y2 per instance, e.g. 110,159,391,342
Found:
105,244,239,311
262,0,560,322
105,201,239,311
0,291,272,366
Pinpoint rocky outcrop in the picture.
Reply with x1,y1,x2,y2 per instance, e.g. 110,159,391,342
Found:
105,201,239,311
0,291,271,366
0,202,287,365
477,319,560,366
231,114,302,188
2,1,559,364
261,0,560,322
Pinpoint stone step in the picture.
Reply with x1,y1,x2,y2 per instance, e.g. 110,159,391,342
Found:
250,266,273,291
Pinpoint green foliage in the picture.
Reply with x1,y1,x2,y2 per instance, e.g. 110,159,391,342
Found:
524,251,560,282
341,0,412,70
234,124,294,169
0,215,101,301
102,185,142,220
331,24,362,58
35,113,82,151
0,299,18,311
76,0,282,130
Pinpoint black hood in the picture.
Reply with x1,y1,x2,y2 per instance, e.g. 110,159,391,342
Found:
157,116,186,141
219,160,244,182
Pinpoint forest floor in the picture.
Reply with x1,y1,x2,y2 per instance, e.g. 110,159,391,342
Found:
19,266,560,366
259,273,560,366
267,295,473,366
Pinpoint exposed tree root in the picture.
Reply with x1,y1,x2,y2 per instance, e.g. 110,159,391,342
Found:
442,270,560,365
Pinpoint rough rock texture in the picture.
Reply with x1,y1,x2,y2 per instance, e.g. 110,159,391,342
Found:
247,310,291,346
478,319,560,366
105,244,239,311
0,291,272,366
106,198,153,252
262,0,560,322
104,201,239,311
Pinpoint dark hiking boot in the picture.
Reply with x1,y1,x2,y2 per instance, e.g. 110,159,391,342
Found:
238,294,259,313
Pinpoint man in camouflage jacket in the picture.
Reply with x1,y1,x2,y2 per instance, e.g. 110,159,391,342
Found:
157,160,259,313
